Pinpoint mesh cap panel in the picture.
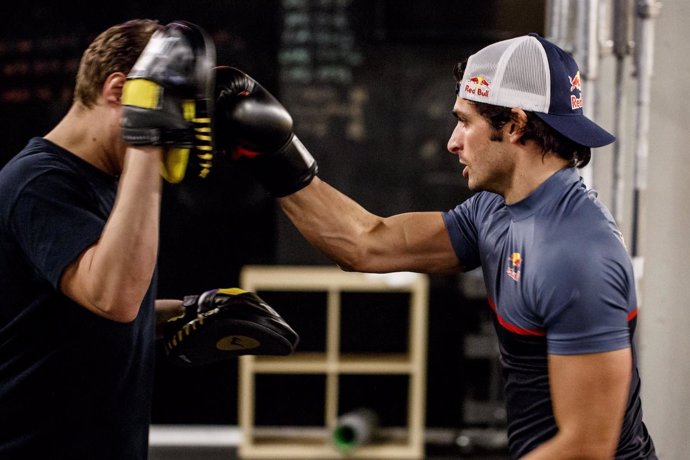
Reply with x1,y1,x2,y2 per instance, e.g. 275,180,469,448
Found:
460,36,550,112
501,39,549,108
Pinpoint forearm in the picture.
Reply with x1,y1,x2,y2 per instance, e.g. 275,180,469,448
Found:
279,177,384,271
522,350,631,460
62,147,162,321
279,177,459,273
93,147,162,312
521,434,615,459
155,299,185,339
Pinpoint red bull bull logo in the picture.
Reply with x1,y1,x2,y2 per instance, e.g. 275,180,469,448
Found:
506,252,522,282
464,75,490,98
569,71,583,110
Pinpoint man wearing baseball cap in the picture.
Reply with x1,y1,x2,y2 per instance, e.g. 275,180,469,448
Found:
214,33,657,458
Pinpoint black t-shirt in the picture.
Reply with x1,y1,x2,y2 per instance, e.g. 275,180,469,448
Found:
0,138,155,459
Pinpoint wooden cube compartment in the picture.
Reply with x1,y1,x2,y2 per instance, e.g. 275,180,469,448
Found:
239,266,429,459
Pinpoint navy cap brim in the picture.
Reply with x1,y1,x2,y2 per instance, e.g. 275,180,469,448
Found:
534,111,616,148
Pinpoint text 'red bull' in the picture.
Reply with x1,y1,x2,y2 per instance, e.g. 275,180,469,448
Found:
465,75,490,97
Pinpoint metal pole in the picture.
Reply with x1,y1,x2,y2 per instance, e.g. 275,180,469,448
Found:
611,0,634,225
545,0,565,41
575,0,600,188
630,0,662,257
545,0,576,49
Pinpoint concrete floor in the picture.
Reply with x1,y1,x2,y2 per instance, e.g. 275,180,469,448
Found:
148,425,510,460
149,446,510,460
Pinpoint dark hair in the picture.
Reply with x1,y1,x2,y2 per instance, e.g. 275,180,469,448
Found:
453,60,591,168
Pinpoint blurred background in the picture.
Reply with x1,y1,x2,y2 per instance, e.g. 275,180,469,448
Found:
0,0,687,459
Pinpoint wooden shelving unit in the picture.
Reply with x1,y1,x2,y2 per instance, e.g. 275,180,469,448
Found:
239,265,429,459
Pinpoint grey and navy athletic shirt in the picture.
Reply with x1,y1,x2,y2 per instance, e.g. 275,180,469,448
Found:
443,168,656,459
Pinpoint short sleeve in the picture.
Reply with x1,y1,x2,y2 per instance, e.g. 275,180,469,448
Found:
537,245,634,355
443,193,503,272
10,170,107,289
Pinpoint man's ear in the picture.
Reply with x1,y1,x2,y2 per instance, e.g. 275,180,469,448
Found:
103,72,127,104
508,108,528,143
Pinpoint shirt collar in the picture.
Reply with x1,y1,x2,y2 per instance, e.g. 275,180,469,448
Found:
505,167,582,220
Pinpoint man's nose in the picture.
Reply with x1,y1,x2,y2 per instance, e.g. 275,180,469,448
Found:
447,125,462,155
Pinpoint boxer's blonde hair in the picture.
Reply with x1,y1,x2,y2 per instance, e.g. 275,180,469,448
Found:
74,19,161,108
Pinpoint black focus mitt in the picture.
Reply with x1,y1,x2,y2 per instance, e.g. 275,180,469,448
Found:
164,288,299,367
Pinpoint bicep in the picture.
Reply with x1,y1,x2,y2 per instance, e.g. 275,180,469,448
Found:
367,211,461,273
548,349,632,455
59,244,116,320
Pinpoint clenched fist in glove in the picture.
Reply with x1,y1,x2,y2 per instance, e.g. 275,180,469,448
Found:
164,288,299,367
214,66,318,197
121,20,215,183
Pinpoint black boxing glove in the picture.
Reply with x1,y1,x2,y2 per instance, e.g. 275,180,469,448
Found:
214,66,317,197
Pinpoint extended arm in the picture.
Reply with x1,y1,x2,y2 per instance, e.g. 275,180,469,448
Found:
215,67,460,274
280,177,459,273
521,348,632,459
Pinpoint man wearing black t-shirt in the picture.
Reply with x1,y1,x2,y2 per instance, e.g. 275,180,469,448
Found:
0,19,212,459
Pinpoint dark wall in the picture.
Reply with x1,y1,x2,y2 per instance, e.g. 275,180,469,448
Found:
0,1,281,163
0,0,544,428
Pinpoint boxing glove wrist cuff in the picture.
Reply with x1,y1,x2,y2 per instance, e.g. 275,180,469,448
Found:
252,135,318,197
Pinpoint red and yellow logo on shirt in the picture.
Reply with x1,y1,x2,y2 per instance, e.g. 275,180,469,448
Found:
506,252,521,282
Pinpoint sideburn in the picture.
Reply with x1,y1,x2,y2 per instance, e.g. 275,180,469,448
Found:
489,127,504,142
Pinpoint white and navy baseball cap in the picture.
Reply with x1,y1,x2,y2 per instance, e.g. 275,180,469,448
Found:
458,33,615,148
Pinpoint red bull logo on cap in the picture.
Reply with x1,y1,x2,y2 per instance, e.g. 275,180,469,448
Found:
464,75,490,98
569,71,581,91
569,71,583,110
